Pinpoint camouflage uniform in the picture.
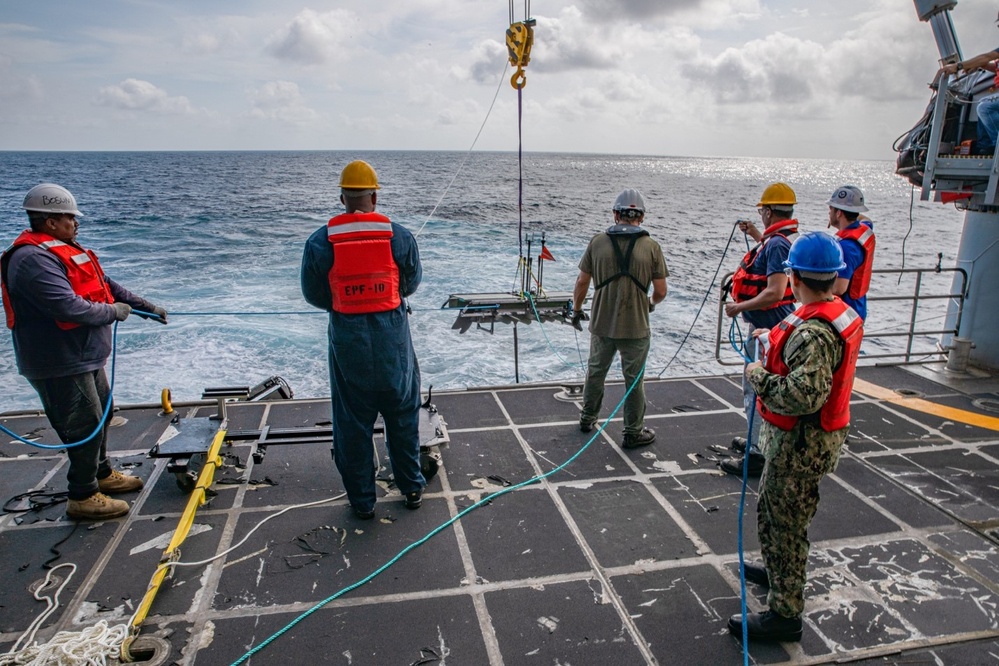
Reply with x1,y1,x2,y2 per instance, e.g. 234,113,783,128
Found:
747,318,848,619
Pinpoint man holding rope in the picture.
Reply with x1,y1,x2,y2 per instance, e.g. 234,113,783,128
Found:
1,183,167,520
723,183,799,477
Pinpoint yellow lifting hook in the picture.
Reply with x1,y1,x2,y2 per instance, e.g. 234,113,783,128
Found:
506,18,536,89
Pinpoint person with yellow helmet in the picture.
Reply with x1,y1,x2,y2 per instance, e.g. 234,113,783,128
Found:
300,160,426,520
721,182,800,477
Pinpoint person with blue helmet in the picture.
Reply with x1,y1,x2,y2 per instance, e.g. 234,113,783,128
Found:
827,186,875,321
728,231,864,643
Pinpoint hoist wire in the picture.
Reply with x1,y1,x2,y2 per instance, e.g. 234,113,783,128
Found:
414,59,510,240
517,84,525,259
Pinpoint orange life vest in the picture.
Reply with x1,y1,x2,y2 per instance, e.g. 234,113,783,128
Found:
836,222,875,299
757,298,863,432
326,212,401,314
730,219,798,309
1,230,114,330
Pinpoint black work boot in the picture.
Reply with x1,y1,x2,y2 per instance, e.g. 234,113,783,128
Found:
741,562,770,587
731,436,748,453
720,451,765,477
622,427,655,449
728,610,802,642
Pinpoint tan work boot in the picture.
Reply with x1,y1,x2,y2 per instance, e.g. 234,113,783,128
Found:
66,492,129,520
98,469,144,494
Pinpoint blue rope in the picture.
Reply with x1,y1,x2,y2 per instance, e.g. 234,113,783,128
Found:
228,360,647,666
729,317,753,363
0,322,119,449
735,338,760,663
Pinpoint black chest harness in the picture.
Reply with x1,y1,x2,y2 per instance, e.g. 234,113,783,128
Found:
594,229,650,293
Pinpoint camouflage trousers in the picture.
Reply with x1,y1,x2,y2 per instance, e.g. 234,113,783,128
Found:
757,420,846,618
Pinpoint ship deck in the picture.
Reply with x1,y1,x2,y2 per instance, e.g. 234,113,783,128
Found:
2,364,999,665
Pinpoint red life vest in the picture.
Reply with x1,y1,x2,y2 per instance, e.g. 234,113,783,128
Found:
326,212,401,314
1,230,114,331
730,218,798,309
836,222,875,299
756,298,863,432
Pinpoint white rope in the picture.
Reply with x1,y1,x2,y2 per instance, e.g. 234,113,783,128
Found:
2,562,129,666
413,60,509,239
2,493,347,665
0,622,128,666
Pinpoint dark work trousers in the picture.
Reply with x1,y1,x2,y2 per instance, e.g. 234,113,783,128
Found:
329,355,426,514
28,369,113,500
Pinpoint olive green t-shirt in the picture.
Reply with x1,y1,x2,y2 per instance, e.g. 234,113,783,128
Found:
579,228,669,339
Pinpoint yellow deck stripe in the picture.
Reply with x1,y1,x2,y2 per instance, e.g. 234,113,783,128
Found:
853,378,999,431
122,426,228,661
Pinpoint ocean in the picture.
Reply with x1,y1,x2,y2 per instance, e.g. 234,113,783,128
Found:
0,150,965,413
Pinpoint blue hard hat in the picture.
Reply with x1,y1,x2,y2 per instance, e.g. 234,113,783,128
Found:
783,231,846,275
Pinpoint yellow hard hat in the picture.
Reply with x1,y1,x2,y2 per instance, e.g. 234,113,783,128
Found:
757,182,796,207
339,160,380,190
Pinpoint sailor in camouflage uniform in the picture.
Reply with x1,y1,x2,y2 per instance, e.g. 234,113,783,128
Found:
728,232,863,642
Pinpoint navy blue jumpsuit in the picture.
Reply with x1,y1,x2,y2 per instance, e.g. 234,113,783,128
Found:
300,219,425,513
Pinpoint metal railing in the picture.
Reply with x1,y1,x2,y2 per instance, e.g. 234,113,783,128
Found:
715,266,968,367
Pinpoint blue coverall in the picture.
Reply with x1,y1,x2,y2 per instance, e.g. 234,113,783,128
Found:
300,219,425,513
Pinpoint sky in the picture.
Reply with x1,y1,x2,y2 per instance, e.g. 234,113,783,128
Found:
1,0,997,160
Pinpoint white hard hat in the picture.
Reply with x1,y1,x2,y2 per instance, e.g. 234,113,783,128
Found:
22,183,83,216
613,188,646,213
827,185,868,213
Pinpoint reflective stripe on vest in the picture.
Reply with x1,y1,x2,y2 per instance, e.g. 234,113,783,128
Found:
1,230,114,331
730,219,798,309
756,298,864,432
326,212,401,314
836,222,875,300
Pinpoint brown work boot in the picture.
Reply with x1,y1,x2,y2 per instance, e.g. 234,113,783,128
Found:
98,469,144,494
66,492,129,520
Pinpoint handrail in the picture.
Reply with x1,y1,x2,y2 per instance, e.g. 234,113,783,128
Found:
715,266,968,367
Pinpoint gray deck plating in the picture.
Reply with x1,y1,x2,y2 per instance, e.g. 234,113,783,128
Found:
2,365,999,665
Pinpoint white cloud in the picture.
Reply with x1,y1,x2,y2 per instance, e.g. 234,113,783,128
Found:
682,32,825,106
248,80,318,124
0,54,42,112
265,8,356,65
183,28,240,55
95,79,195,114
532,7,627,72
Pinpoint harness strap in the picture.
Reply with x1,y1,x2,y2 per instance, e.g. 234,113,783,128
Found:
595,234,650,293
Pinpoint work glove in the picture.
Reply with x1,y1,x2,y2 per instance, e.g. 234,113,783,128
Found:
571,310,589,332
150,305,169,324
112,302,132,322
648,298,656,313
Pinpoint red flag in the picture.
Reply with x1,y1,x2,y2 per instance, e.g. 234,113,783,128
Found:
540,246,555,261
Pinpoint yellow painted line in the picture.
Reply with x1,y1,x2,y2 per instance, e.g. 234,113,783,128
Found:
122,426,228,661
853,378,999,431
